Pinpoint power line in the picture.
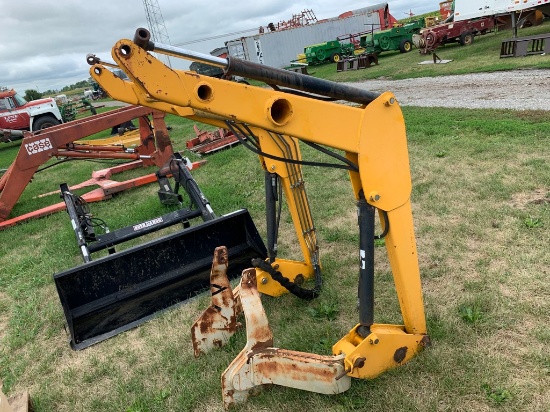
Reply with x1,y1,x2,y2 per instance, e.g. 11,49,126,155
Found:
173,27,259,46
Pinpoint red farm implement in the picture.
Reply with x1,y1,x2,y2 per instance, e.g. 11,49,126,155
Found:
186,125,240,155
0,106,175,229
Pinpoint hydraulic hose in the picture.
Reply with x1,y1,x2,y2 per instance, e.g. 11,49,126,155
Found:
252,258,322,300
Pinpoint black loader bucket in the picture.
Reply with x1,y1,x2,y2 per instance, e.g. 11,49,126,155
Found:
54,209,266,350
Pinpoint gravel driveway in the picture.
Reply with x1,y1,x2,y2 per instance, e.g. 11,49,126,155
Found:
348,69,550,111
99,69,550,111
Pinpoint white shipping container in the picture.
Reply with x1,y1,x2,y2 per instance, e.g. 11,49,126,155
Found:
226,3,392,69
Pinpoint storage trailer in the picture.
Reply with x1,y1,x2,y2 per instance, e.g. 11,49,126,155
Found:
225,3,397,69
453,0,550,22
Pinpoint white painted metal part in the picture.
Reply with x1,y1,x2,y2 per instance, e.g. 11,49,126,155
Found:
221,269,351,410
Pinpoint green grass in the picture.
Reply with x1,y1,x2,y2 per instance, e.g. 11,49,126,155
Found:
0,105,549,411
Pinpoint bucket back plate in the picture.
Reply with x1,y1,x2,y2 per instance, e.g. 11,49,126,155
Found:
54,209,266,350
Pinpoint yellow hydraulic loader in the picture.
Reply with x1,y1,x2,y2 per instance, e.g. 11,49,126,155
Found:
87,28,430,409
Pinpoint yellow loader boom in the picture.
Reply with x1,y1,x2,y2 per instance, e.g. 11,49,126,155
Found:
90,28,429,409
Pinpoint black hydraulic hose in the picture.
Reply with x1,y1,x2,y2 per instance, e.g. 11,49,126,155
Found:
375,210,389,239
302,141,359,172
252,258,321,300
225,122,357,171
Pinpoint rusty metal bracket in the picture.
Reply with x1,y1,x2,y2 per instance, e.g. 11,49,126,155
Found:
220,268,351,409
191,246,242,357
191,256,352,408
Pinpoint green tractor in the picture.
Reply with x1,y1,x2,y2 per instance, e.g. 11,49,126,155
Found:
360,19,425,55
303,40,355,65
55,95,97,123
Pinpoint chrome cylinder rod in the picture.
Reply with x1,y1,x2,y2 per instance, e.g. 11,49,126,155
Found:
133,28,227,68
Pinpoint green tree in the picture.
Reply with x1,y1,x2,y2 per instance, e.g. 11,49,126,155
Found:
24,89,42,101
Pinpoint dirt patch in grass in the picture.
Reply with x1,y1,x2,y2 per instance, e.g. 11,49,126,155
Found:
0,292,9,341
511,110,550,123
509,188,550,210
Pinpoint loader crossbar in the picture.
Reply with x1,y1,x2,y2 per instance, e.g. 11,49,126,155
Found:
60,154,215,262
61,182,203,257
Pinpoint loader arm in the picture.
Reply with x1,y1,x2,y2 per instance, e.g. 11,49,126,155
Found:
91,57,321,298
90,28,428,396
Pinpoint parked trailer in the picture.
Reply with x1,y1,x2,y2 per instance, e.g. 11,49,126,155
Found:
416,16,495,54
225,3,397,69
453,0,550,22
428,0,550,52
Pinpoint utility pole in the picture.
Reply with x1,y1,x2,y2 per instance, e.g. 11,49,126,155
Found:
142,0,172,67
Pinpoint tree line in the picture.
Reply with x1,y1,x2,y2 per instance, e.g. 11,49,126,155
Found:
0,78,94,102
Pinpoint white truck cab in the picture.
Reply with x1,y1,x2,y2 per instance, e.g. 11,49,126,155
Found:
0,89,63,132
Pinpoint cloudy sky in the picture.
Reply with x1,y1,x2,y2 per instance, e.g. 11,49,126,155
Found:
1,1,439,93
